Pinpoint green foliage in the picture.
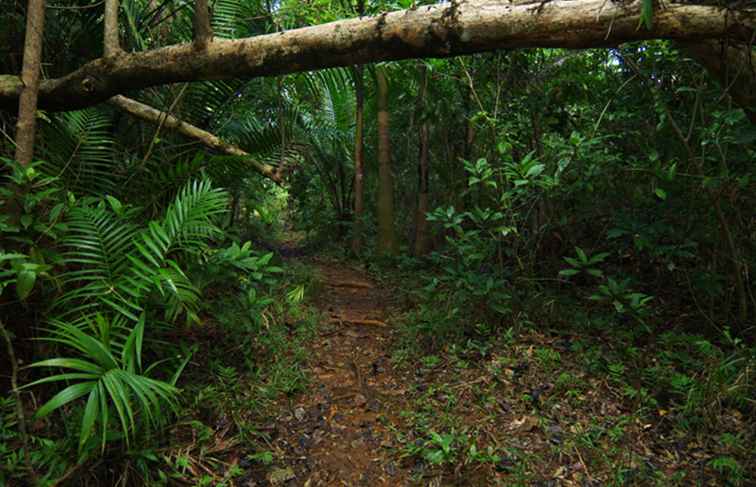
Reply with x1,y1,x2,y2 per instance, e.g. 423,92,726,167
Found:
3,8,756,483
55,178,229,323
194,242,282,293
0,159,65,300
25,313,189,456
38,109,120,196
559,246,610,279
589,277,654,326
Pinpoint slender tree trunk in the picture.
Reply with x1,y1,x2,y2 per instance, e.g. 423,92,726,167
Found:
413,64,431,256
351,65,366,254
193,0,213,50
376,67,397,255
349,0,366,254
14,0,46,165
104,0,122,56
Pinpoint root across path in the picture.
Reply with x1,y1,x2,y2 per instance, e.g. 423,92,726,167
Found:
266,259,411,486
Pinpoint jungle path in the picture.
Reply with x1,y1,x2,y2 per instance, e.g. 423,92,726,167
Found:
267,258,412,486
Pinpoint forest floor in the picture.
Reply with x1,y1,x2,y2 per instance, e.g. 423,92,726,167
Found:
261,257,413,486
219,254,753,487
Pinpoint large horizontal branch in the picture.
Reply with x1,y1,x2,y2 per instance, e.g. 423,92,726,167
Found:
1,0,754,112
109,95,283,182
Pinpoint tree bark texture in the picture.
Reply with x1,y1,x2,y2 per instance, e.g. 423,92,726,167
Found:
413,64,431,256
193,0,213,50
376,67,397,255
13,0,46,165
109,95,283,182
104,0,122,56
351,64,366,254
1,0,753,112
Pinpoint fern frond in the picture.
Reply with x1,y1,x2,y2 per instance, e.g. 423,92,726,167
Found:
39,109,121,196
56,178,229,323
121,178,229,322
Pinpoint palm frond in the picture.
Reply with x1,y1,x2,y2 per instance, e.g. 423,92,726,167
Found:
38,108,121,196
25,314,183,456
56,178,229,323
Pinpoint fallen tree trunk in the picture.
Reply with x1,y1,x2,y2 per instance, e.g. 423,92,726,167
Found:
109,95,283,182
0,0,754,112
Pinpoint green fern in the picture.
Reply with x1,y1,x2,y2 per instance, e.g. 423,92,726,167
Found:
39,109,121,196
56,178,229,324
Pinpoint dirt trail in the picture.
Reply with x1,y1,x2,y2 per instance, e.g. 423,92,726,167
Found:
268,259,411,486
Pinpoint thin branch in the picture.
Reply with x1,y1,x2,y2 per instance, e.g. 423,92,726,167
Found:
109,95,283,183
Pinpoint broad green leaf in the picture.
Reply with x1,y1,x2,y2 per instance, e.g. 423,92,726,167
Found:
27,358,104,374
105,195,123,216
79,388,100,453
35,382,95,419
586,268,604,278
526,163,545,178
575,247,588,263
16,270,36,299
20,214,33,229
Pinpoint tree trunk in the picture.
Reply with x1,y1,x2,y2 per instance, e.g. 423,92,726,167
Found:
104,0,122,56
376,67,397,255
351,66,366,254
413,64,431,256
13,0,46,165
193,0,213,50
1,0,753,112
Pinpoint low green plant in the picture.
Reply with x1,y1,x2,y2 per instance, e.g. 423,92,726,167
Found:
53,177,229,324
709,456,745,486
559,246,610,279
25,313,191,456
589,277,654,327
0,159,66,300
535,347,561,371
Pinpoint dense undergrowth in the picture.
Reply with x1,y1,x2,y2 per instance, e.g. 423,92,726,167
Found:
386,270,755,485
366,213,755,485
0,156,322,485
2,2,755,484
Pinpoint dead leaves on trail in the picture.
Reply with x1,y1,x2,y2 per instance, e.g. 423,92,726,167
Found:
265,260,412,486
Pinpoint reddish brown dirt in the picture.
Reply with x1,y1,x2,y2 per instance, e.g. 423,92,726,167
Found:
267,259,411,486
